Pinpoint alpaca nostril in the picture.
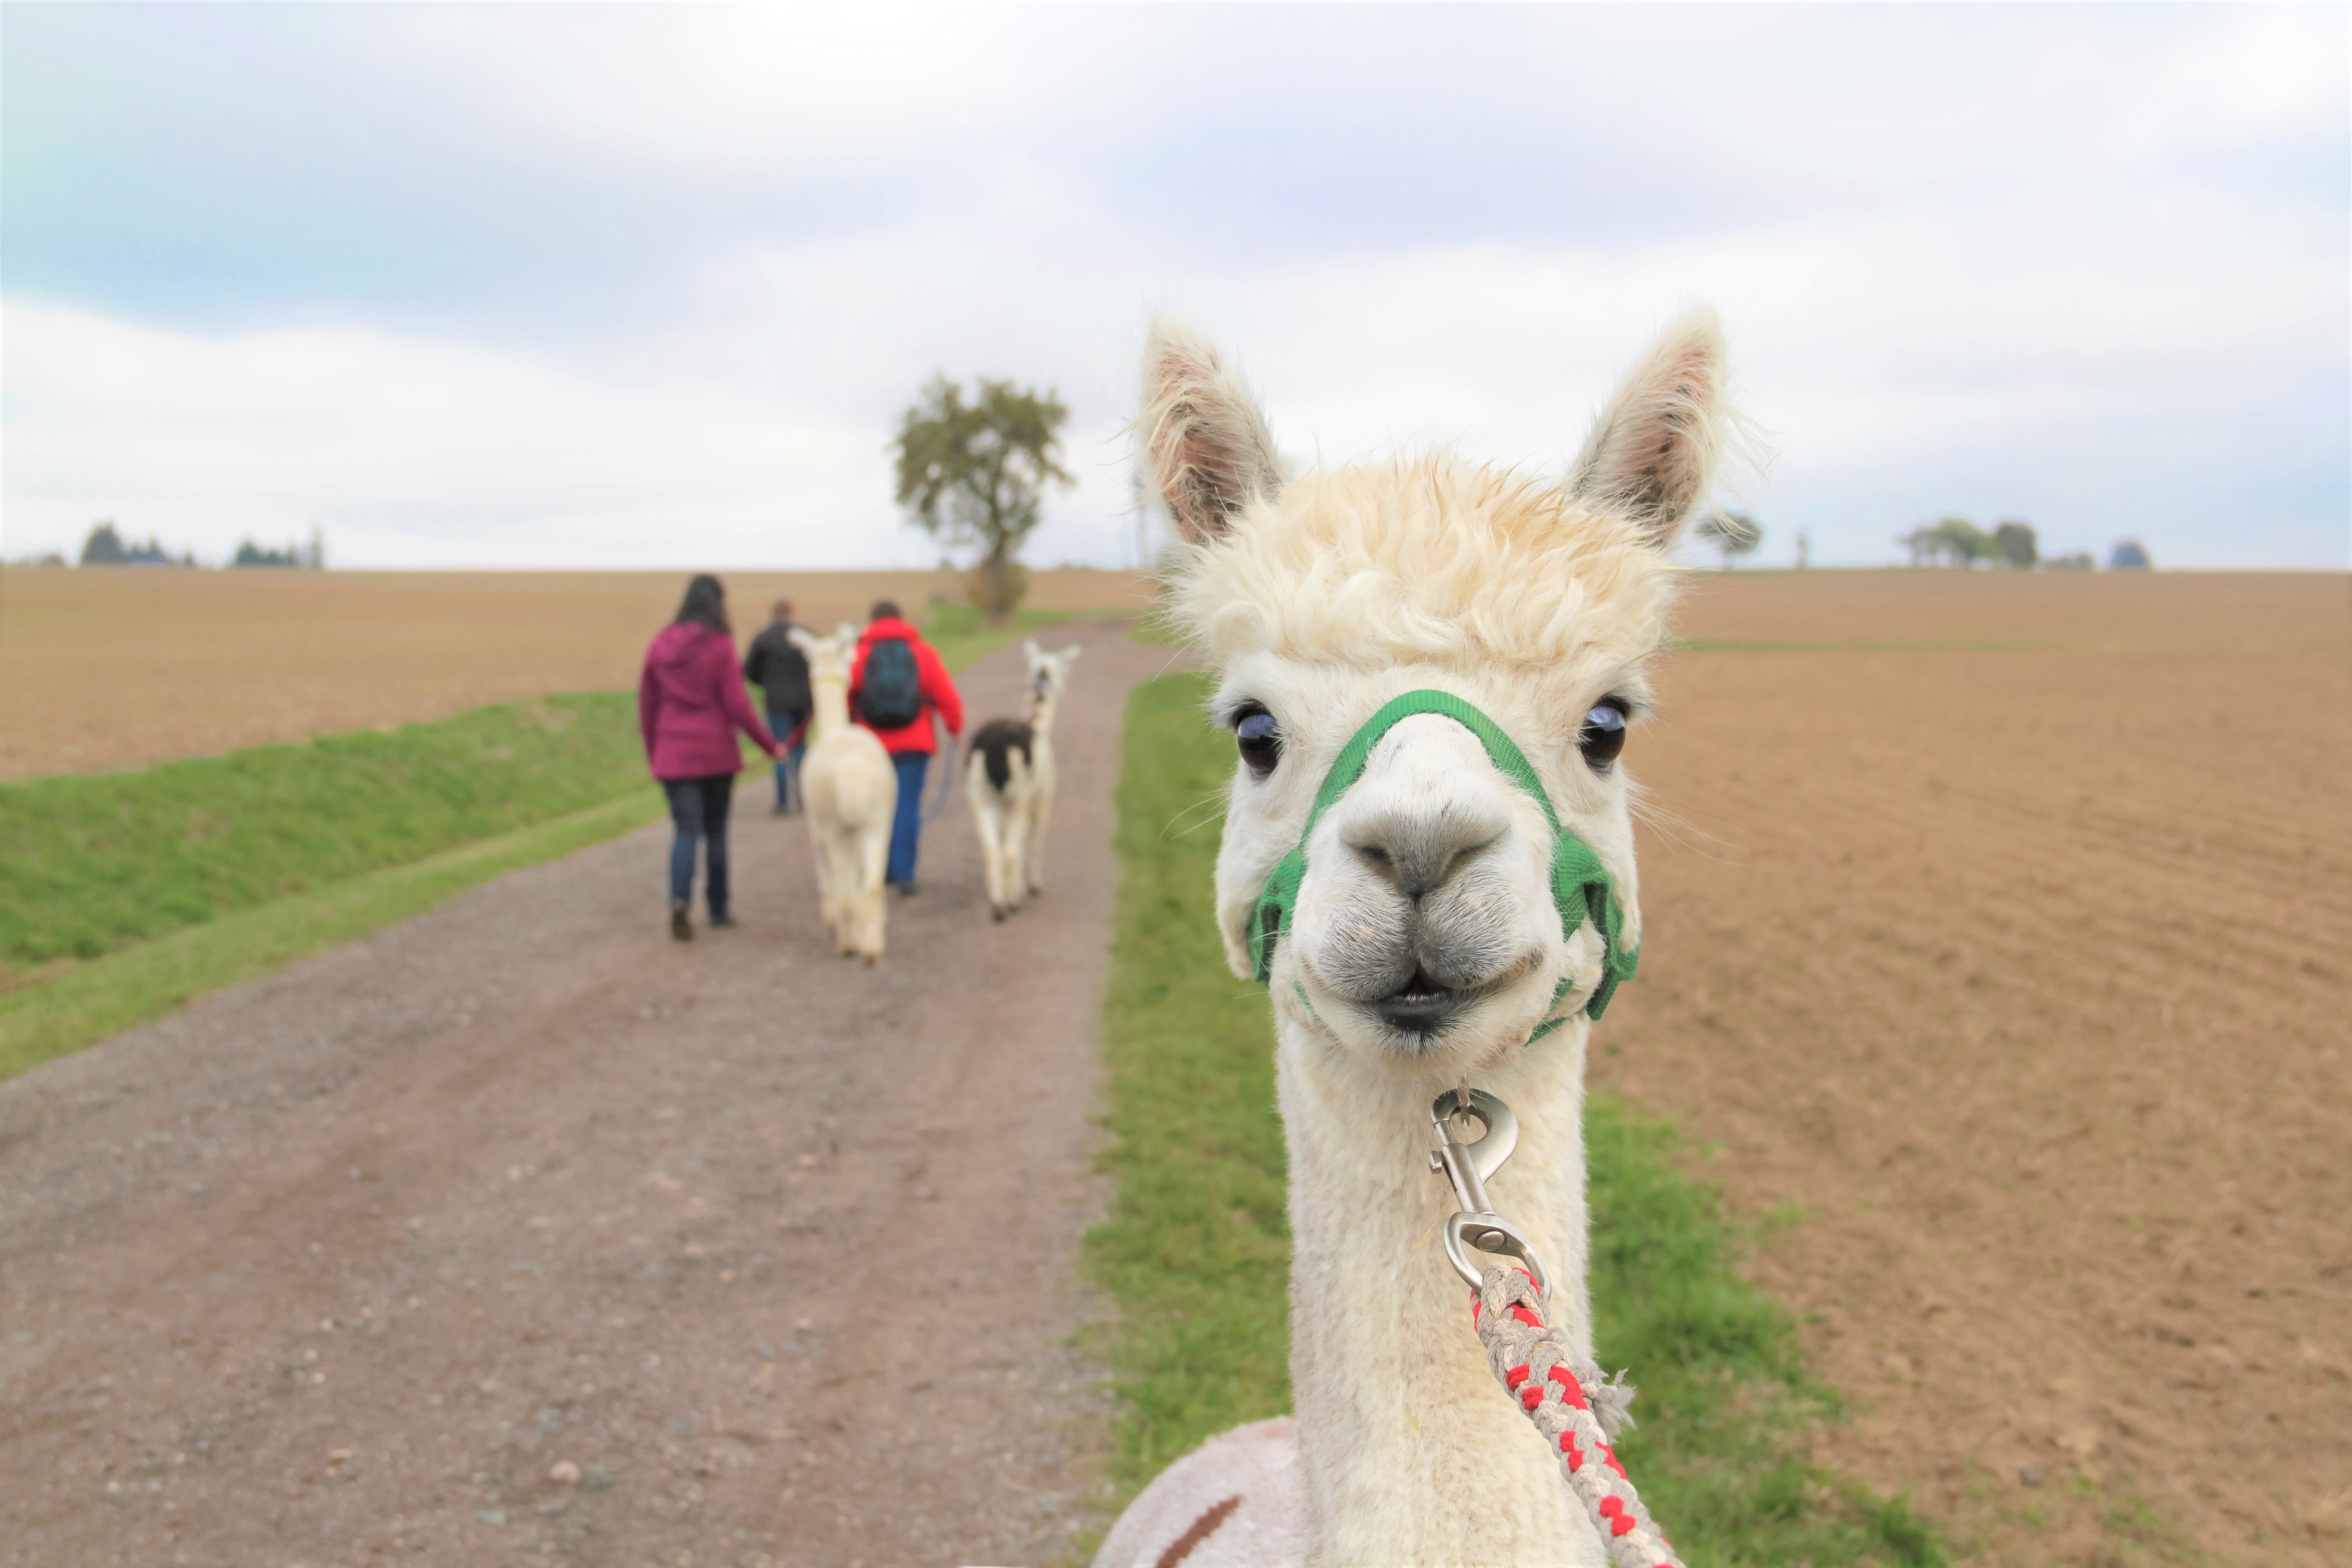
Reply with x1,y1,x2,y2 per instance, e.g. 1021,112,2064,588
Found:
1348,821,1501,902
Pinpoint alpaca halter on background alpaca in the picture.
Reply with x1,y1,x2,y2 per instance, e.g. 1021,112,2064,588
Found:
1246,689,1640,1035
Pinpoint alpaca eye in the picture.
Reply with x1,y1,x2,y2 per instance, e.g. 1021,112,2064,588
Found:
1578,699,1629,770
1234,706,1282,778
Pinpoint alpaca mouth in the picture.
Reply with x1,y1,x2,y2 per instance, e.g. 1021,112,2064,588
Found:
1368,964,1480,1036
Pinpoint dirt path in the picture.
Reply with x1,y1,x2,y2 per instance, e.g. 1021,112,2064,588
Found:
0,620,1174,1568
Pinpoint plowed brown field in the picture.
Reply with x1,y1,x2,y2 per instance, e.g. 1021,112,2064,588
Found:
1604,570,2349,1565
0,567,1151,781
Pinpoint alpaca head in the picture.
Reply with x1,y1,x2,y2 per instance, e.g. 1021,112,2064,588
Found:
1142,313,1730,1079
1023,638,1082,712
790,625,857,688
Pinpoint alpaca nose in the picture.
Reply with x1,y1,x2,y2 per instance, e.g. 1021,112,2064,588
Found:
1345,805,1506,901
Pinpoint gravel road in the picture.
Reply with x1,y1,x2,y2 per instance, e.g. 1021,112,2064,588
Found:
0,619,1173,1568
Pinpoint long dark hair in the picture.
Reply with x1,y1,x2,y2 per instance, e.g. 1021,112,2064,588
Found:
673,573,729,634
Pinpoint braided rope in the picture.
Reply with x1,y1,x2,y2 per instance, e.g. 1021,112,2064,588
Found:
1472,1264,1685,1568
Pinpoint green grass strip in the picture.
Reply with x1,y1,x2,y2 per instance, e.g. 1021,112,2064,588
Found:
0,790,663,1082
0,691,652,974
1089,671,1943,1565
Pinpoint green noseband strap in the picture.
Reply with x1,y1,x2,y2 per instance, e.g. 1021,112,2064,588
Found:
1245,689,1638,1035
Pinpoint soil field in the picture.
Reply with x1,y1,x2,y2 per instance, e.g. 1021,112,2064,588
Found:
1602,571,2349,1564
0,567,1152,782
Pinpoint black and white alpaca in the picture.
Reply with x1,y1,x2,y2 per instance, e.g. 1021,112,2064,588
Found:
966,639,1081,921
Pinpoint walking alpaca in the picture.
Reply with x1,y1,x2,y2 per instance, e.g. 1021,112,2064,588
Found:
791,627,897,965
966,639,1082,921
1093,312,1731,1568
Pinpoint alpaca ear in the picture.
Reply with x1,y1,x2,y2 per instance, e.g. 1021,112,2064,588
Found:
1567,308,1729,546
1139,318,1284,544
1024,637,1041,662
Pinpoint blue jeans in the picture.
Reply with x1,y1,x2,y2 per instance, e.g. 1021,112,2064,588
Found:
887,751,929,884
768,710,808,810
661,774,735,916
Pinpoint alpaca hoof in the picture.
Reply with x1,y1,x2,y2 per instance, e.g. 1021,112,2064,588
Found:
862,953,880,968
991,907,1007,923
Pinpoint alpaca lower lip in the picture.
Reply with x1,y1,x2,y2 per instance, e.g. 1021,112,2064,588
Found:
1368,992,1467,1034
1367,971,1481,1034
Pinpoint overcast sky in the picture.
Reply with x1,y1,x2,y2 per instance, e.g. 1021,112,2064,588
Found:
4,3,2345,571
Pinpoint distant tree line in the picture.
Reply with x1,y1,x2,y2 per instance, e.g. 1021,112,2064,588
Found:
77,522,199,568
59,521,326,570
1896,516,2147,572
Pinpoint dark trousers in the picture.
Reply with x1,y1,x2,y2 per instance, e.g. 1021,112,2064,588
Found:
887,752,929,884
768,708,809,811
662,774,735,916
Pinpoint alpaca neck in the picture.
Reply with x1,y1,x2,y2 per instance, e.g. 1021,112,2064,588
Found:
1275,1004,1607,1565
812,675,851,737
1028,688,1060,739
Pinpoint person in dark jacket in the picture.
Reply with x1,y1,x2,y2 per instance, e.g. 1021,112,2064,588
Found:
741,598,813,815
847,600,964,894
638,575,781,941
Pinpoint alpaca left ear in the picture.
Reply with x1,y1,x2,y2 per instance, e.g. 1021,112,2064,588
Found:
1568,308,1729,546
1139,318,1285,545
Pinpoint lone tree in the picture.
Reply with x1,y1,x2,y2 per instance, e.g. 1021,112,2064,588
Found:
79,521,127,566
1992,519,2038,569
1694,509,1764,568
893,376,1074,622
1899,516,1996,567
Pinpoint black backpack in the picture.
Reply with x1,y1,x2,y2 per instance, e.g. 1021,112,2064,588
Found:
858,637,924,729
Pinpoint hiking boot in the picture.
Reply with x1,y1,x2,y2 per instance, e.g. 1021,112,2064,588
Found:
710,913,737,929
893,879,919,898
670,903,693,942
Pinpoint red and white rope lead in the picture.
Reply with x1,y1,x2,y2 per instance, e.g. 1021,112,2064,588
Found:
1471,1265,1685,1568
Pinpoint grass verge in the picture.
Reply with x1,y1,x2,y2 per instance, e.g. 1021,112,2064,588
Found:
0,790,662,1081
1,692,649,974
1087,671,1944,1565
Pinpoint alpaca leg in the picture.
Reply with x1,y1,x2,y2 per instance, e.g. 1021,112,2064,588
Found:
805,817,838,947
973,797,1008,920
857,822,889,965
1001,798,1030,913
823,828,860,957
1025,782,1054,897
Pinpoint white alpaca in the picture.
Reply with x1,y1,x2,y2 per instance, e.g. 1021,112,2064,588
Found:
792,627,897,966
966,638,1081,921
1093,312,1731,1568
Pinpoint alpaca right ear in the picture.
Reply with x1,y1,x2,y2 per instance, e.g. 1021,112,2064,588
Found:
1139,319,1284,545
1567,308,1729,547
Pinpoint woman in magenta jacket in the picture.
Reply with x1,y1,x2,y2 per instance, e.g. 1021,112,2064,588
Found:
638,575,781,941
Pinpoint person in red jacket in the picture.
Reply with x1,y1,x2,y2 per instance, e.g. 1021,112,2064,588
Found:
638,575,782,941
847,600,965,895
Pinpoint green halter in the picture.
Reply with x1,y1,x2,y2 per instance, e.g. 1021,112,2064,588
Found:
1246,689,1638,1036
